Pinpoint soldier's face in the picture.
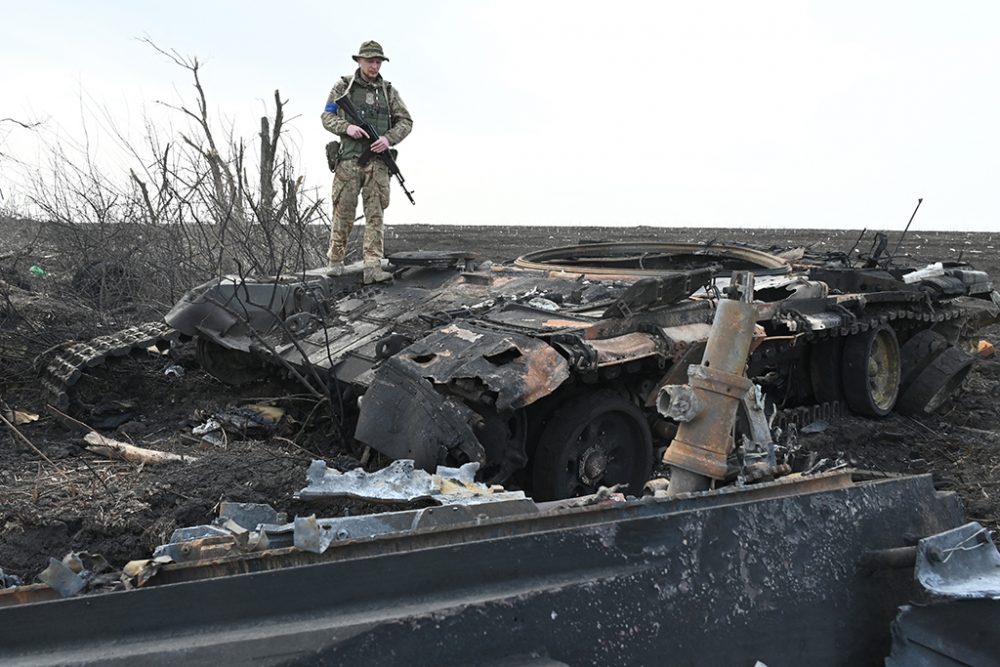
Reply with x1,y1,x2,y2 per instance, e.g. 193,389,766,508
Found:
359,57,383,80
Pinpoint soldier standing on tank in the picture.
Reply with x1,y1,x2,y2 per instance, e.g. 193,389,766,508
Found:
321,40,413,283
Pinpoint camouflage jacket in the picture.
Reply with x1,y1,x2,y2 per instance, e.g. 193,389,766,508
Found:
321,70,413,160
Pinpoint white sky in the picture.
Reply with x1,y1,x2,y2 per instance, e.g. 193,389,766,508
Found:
1,0,998,231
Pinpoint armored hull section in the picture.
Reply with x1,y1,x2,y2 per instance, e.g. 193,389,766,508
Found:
155,242,1000,497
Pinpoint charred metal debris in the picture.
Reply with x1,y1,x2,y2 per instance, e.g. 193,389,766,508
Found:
38,238,999,501
2,465,998,666
6,237,1000,664
146,239,997,499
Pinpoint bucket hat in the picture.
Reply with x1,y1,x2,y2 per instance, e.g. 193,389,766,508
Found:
353,40,389,62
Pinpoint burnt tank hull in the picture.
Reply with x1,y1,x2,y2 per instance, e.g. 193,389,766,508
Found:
153,241,999,498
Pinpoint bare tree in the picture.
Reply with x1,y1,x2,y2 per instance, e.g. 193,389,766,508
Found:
18,40,328,311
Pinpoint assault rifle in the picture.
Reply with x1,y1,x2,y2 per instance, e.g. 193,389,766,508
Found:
334,94,416,205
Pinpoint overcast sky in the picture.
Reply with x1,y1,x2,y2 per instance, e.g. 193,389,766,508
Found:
2,0,998,231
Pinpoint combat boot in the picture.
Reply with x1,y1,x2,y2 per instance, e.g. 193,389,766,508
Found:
326,260,344,276
363,259,393,284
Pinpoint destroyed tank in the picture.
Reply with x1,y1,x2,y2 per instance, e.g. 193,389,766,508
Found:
153,237,998,500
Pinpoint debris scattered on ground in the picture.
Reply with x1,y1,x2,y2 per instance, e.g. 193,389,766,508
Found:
801,420,829,434
2,224,999,590
12,410,39,425
163,364,185,378
190,403,285,446
36,551,120,598
297,459,526,505
0,568,24,589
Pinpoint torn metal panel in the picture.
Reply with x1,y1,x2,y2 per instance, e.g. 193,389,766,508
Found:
293,498,539,554
36,559,85,598
217,502,286,531
354,357,484,469
914,522,1000,600
166,525,232,543
392,325,570,411
300,459,434,502
297,459,526,505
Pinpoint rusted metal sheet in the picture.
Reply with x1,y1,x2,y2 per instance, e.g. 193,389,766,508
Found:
0,584,58,608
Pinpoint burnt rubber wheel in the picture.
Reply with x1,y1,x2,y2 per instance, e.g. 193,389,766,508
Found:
809,337,844,404
531,390,653,501
841,324,901,417
896,346,975,415
195,337,267,386
899,329,951,390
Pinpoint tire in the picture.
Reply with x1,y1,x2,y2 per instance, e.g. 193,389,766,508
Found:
841,324,901,417
531,390,653,501
195,337,267,386
896,346,975,415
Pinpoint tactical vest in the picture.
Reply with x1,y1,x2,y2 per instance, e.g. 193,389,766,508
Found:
338,74,393,161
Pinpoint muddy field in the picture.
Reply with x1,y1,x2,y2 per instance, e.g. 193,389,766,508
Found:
2,222,999,582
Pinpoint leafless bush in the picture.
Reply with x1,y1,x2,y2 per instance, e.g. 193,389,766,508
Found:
19,41,327,313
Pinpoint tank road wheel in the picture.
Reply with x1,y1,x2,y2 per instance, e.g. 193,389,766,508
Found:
195,337,267,386
531,391,653,501
841,324,901,417
896,346,975,416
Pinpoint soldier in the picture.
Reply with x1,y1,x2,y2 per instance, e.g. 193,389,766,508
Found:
321,40,413,283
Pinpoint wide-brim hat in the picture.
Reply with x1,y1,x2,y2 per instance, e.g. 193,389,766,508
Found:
352,40,389,62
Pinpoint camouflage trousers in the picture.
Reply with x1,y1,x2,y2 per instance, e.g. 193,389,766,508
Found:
327,157,390,263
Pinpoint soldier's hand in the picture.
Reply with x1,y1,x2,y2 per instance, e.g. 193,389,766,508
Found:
370,136,391,153
347,125,370,140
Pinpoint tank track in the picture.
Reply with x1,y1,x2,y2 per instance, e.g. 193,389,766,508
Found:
41,321,181,410
773,300,970,340
762,300,978,429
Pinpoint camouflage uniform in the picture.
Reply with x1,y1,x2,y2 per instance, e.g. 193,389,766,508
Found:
321,44,413,265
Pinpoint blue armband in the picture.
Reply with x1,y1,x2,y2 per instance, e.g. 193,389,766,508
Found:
324,101,338,113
